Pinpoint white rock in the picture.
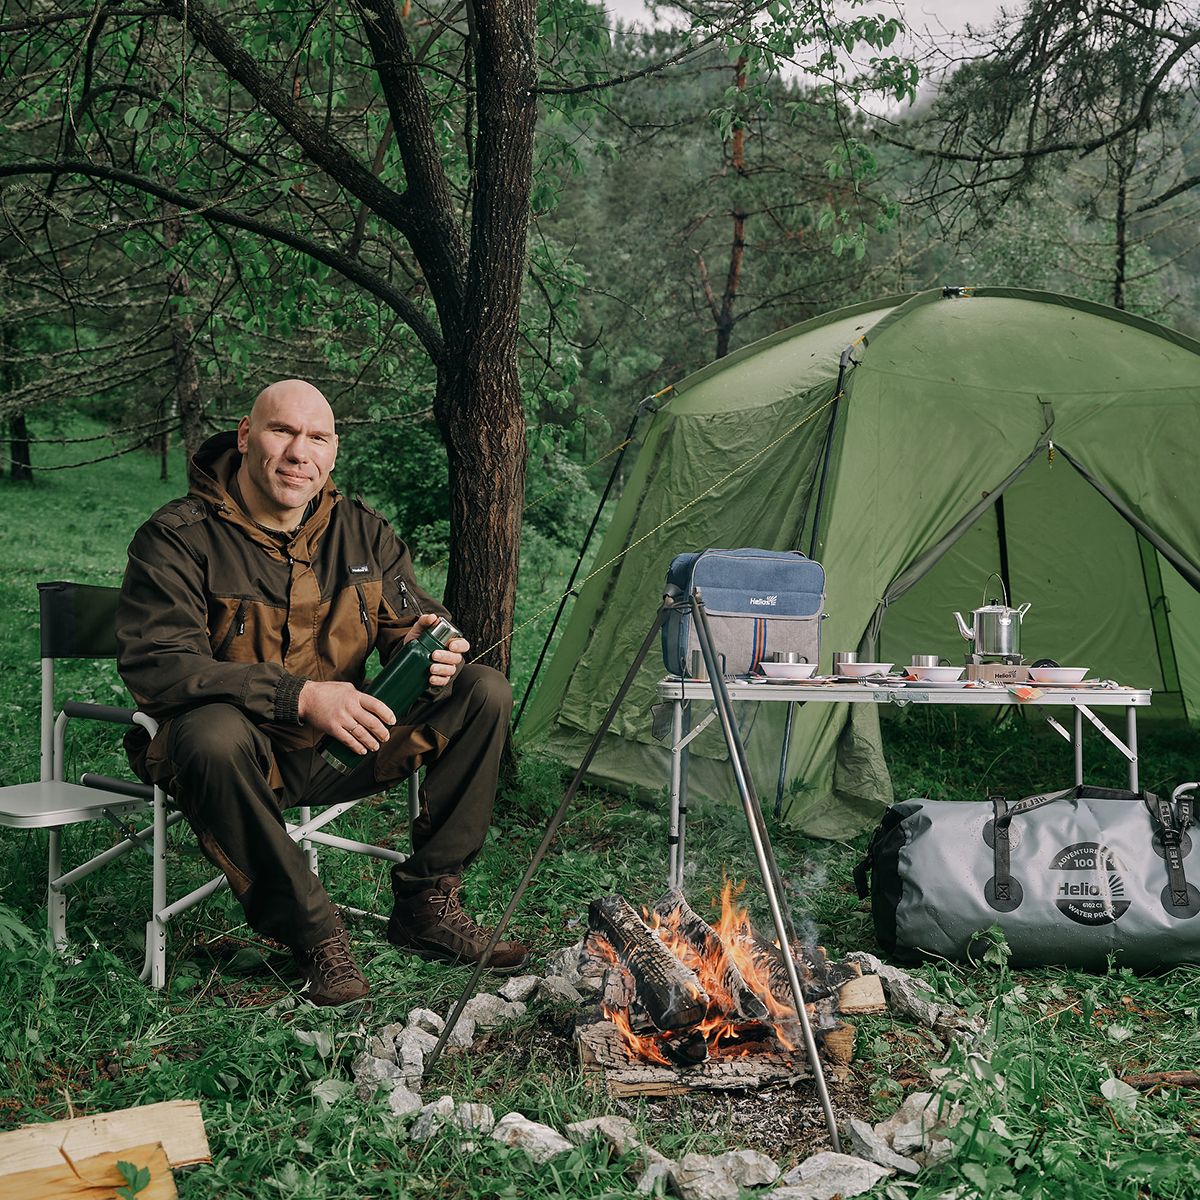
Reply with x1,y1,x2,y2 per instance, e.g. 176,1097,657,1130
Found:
874,1091,963,1154
451,1102,496,1136
842,1117,920,1175
546,940,585,982
461,992,527,1028
565,1115,643,1155
379,1021,407,1042
385,1083,423,1118
670,1149,779,1200
636,1156,674,1195
776,1151,892,1199
407,1008,445,1035
397,1026,439,1054
351,1052,406,1100
498,974,540,1002
537,975,585,1005
366,1034,397,1063
918,1137,956,1167
490,1111,573,1163
443,1013,477,1049
410,1094,455,1142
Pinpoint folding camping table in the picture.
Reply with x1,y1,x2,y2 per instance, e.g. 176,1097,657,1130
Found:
655,677,1152,889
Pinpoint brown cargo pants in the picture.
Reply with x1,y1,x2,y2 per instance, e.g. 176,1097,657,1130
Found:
163,664,511,951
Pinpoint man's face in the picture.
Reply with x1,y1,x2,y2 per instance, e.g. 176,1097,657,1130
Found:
236,383,338,527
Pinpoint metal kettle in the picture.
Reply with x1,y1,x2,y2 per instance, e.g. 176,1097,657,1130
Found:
953,575,1031,658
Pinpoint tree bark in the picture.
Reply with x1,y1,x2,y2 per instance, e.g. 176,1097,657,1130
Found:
435,0,538,675
9,412,32,482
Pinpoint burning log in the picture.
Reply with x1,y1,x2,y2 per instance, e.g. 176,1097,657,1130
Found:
747,933,835,1006
651,889,770,1023
587,896,710,1031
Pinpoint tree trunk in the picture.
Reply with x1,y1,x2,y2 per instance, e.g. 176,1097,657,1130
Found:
435,0,538,677
9,412,32,482
163,203,207,462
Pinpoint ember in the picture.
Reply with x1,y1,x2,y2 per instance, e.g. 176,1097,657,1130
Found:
584,883,859,1073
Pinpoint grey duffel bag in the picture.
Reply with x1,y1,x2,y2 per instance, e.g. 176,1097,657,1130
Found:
854,784,1200,969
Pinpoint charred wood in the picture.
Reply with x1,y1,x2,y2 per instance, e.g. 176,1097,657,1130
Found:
588,895,710,1031
651,888,770,1022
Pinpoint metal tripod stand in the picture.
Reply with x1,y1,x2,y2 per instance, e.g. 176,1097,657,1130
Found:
425,589,841,1152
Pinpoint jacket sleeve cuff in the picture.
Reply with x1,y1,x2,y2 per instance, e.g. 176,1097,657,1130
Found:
275,673,307,725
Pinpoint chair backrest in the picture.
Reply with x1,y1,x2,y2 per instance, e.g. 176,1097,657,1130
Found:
37,581,123,781
39,581,121,659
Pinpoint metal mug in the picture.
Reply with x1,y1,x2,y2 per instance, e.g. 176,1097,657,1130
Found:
911,654,942,668
688,648,727,681
833,652,858,668
770,651,808,664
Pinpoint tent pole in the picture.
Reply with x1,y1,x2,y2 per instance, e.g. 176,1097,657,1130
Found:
807,344,856,559
513,391,664,731
995,494,1013,607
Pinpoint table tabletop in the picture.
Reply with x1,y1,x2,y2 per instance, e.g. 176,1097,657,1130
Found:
656,677,1152,707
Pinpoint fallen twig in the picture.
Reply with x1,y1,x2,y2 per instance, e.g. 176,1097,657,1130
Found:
1119,1071,1200,1092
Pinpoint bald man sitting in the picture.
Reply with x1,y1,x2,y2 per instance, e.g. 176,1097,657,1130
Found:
116,380,526,1006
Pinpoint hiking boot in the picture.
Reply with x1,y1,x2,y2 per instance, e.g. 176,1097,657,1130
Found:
387,876,529,972
295,918,370,1006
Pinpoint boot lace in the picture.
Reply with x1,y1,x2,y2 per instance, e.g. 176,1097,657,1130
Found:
308,931,363,988
433,884,492,941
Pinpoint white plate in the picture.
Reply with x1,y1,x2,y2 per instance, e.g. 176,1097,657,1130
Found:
902,679,971,690
760,661,819,680
1029,667,1090,684
905,666,965,683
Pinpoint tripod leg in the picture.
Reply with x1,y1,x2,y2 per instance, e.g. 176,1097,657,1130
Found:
692,591,842,1153
425,602,670,1075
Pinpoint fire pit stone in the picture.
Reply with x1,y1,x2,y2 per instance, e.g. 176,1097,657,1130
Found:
450,1101,496,1136
497,974,540,1003
841,1117,920,1175
461,992,527,1028
407,1007,446,1035
350,1051,408,1100
490,1111,574,1163
773,1150,892,1199
536,974,585,1005
410,1094,456,1142
669,1148,780,1200
385,1082,423,1118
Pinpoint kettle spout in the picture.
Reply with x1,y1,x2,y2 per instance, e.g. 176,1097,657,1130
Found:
954,611,974,642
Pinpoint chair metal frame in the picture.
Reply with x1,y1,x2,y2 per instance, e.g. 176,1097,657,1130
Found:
0,581,417,989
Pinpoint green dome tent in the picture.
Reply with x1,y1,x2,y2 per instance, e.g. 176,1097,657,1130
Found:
519,287,1200,836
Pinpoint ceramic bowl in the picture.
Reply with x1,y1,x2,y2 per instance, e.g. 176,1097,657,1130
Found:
839,662,894,678
760,661,819,680
906,665,965,682
1029,666,1090,684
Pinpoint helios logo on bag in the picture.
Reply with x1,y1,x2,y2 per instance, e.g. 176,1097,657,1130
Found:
1051,842,1130,925
749,595,778,606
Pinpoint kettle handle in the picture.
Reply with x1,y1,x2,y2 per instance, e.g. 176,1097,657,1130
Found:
983,571,1009,607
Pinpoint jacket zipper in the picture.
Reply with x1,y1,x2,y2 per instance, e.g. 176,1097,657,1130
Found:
354,582,370,635
396,578,423,616
215,601,247,658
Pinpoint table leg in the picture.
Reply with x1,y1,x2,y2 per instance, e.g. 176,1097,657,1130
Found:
1127,707,1139,791
1074,707,1084,785
668,698,682,890
774,700,797,820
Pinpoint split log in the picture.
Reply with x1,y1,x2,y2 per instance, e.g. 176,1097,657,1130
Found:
651,889,770,1022
835,972,887,1015
819,1020,856,1065
746,934,834,1007
588,896,710,1031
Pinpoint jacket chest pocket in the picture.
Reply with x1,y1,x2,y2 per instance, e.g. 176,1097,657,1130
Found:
213,600,247,659
354,582,374,646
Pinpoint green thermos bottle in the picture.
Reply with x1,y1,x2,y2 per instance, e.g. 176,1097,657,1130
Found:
320,616,461,774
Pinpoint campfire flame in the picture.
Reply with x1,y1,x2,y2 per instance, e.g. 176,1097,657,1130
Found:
600,879,809,1063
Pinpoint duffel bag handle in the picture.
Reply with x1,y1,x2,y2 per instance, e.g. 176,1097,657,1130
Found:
1151,785,1199,918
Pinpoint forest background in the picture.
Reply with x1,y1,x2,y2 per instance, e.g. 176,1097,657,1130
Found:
1,0,1198,701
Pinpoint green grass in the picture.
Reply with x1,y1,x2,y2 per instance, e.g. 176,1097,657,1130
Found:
2,417,1199,1198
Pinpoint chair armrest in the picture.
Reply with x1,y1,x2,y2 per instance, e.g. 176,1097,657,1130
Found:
63,700,139,724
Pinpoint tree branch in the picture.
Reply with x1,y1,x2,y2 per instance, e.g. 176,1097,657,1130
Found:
0,159,445,358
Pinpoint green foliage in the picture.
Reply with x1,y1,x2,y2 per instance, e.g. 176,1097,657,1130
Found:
116,1159,153,1199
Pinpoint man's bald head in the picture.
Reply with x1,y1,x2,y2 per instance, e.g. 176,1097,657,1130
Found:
236,379,339,531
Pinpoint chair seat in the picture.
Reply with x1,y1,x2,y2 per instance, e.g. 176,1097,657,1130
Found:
0,781,148,829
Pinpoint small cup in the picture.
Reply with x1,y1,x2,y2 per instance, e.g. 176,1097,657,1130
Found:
688,648,707,681
770,651,808,664
833,651,858,667
910,654,941,668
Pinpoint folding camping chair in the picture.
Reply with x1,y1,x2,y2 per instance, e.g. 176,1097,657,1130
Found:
0,581,418,988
